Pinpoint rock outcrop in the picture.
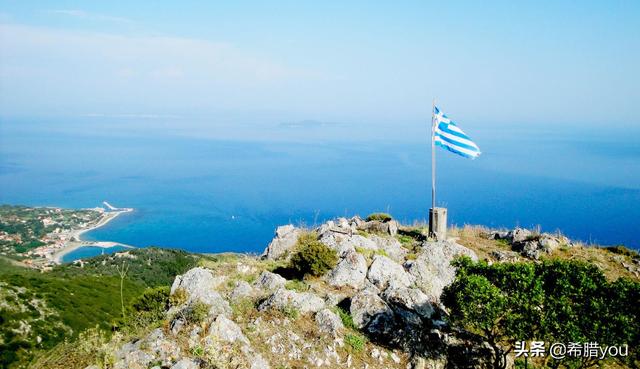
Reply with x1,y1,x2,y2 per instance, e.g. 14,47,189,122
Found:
326,249,367,288
261,224,301,260
405,241,478,302
93,217,513,369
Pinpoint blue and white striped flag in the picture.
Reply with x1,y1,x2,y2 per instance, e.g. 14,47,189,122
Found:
433,106,481,159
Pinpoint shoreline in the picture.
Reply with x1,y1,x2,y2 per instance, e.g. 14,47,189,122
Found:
51,209,135,264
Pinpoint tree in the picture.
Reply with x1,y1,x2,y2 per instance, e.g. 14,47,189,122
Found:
443,257,640,369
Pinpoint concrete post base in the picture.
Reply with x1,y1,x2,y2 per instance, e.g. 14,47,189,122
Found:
429,207,447,241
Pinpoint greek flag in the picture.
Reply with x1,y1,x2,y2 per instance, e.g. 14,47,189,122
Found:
433,106,481,159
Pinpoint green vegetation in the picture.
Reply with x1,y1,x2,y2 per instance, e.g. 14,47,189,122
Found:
281,304,300,319
345,333,367,352
289,232,338,277
443,257,640,369
0,247,201,368
355,246,387,259
334,306,356,330
121,286,170,330
605,245,640,259
365,212,392,222
182,301,210,324
284,279,308,292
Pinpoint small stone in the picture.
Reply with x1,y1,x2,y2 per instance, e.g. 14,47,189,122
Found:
207,315,249,345
315,308,344,336
253,271,287,292
171,358,199,369
230,280,254,301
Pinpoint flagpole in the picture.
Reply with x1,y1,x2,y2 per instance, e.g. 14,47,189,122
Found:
431,99,436,211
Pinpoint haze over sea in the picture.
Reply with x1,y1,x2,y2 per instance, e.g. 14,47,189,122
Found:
1,116,639,252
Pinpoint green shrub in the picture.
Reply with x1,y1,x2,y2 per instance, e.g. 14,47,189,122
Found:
354,247,387,260
365,213,392,222
169,288,188,307
605,245,639,259
231,298,256,319
281,305,299,319
443,257,640,368
285,279,308,292
289,232,338,277
345,333,366,352
124,286,170,328
183,302,210,324
334,307,356,330
396,235,414,247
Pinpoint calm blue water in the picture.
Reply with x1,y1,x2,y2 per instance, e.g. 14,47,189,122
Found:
62,245,129,263
1,117,639,252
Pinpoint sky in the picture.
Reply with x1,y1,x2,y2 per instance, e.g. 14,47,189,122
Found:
0,1,639,127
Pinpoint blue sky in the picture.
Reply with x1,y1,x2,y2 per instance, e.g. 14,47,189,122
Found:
0,1,638,127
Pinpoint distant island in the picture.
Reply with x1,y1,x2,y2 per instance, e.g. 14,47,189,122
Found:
0,206,638,369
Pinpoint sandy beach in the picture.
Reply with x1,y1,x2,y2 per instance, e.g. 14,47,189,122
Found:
51,209,134,263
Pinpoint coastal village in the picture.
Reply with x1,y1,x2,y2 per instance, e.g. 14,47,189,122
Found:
0,203,131,269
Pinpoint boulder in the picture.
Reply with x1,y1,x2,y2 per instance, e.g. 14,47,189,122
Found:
113,349,154,369
539,235,561,252
370,235,407,261
319,232,378,257
170,359,199,369
315,308,344,336
258,288,325,314
143,329,181,366
170,267,226,306
367,255,414,290
382,285,435,319
490,250,520,262
326,249,367,288
359,220,399,236
520,240,542,260
207,315,249,345
490,231,510,240
262,225,301,260
350,288,394,330
406,241,477,302
253,271,286,292
230,280,254,301
507,228,531,243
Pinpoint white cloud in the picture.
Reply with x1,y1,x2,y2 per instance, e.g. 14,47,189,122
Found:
0,23,320,115
46,9,135,24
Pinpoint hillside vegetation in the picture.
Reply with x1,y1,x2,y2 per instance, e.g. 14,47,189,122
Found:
1,212,639,369
0,248,202,368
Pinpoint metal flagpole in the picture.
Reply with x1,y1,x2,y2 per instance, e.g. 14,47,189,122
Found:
431,99,436,210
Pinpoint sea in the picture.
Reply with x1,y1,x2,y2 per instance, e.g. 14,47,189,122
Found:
1,116,639,261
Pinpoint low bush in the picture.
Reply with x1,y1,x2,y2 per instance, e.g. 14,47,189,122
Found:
123,286,170,329
605,245,639,259
289,232,338,277
285,279,308,292
183,302,210,324
281,305,299,319
334,307,356,330
365,213,392,222
345,333,366,352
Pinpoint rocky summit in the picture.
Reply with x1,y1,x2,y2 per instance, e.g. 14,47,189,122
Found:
80,217,639,369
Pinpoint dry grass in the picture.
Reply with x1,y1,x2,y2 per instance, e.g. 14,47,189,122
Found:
449,225,639,282
450,225,515,262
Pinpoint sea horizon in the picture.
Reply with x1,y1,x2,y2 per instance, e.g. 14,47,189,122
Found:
1,117,639,254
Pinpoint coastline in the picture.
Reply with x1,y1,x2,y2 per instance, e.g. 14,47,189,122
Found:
51,209,134,264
